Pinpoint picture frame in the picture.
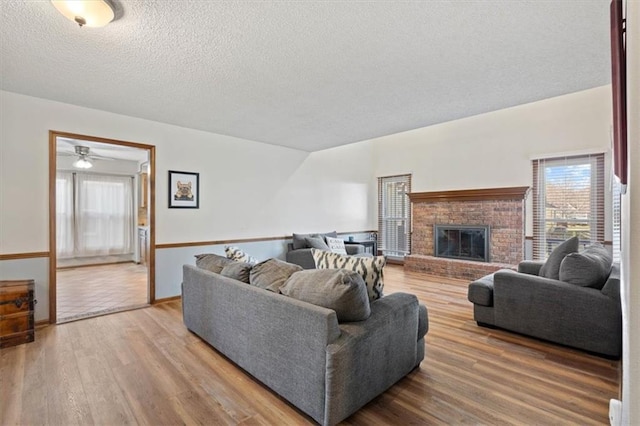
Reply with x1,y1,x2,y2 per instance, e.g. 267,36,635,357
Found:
168,170,199,209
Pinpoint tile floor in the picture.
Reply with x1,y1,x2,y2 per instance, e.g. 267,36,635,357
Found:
56,263,148,323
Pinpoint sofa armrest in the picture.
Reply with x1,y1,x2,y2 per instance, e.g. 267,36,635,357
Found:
324,292,424,425
517,260,544,275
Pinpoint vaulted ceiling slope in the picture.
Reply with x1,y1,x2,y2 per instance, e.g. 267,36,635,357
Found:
1,1,611,152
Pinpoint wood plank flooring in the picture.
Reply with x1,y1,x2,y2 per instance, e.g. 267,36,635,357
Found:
1,265,620,425
56,263,148,323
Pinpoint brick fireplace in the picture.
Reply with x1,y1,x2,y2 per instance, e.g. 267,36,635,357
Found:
405,186,529,280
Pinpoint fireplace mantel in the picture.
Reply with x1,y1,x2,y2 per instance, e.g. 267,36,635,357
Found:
408,186,530,203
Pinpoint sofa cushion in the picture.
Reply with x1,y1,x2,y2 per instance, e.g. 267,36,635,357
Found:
325,236,347,255
280,269,371,322
225,245,257,264
304,236,330,251
250,258,303,292
311,248,385,301
194,253,233,274
220,262,253,283
559,244,613,289
292,231,338,250
539,236,579,280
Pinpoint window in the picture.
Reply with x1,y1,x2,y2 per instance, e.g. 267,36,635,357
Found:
532,154,604,260
378,174,411,258
56,172,134,258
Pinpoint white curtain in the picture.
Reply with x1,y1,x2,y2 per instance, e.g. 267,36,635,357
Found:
76,173,134,257
56,172,75,258
56,172,134,258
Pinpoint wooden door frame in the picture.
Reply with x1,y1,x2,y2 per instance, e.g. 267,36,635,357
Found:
48,131,156,324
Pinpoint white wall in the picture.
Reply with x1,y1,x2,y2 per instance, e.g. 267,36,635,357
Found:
621,1,639,423
0,85,623,325
367,86,614,243
0,90,375,320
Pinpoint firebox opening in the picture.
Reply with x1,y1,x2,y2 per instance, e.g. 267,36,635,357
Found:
435,225,490,262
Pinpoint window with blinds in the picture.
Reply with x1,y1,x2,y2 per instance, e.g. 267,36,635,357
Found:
378,174,411,258
532,154,604,260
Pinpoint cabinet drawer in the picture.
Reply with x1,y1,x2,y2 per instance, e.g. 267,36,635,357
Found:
0,311,32,335
0,291,32,315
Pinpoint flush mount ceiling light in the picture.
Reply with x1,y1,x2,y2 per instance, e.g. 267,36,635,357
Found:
51,0,115,27
72,146,93,168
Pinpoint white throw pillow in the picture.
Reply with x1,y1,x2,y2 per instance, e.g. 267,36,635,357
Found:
224,245,257,264
325,236,347,254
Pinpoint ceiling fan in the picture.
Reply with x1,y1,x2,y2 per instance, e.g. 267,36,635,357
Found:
59,145,114,169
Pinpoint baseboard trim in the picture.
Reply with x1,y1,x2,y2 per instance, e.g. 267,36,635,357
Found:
35,319,50,328
153,295,181,304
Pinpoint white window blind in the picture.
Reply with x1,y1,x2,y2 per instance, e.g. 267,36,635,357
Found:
612,178,622,262
532,154,605,260
378,174,411,258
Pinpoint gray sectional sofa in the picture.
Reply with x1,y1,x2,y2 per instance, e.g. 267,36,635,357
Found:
182,263,428,425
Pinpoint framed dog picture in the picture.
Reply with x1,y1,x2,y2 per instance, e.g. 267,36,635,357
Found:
168,170,199,209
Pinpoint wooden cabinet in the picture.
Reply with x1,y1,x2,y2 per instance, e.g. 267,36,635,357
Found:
0,280,35,348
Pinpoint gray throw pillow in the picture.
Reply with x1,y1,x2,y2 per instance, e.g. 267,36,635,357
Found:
250,258,303,292
194,253,233,274
292,231,338,250
559,244,613,289
280,269,371,322
539,236,580,280
220,262,253,283
305,236,330,251
292,233,311,250
311,248,385,301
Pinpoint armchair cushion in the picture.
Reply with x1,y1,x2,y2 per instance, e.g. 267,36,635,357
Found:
539,236,579,280
517,260,545,276
559,244,612,289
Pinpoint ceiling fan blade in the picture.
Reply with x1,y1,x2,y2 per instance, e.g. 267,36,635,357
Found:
87,154,115,161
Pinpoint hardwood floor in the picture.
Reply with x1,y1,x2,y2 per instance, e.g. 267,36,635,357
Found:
1,265,619,425
56,263,148,323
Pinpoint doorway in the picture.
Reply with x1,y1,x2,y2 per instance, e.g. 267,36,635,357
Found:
48,131,156,324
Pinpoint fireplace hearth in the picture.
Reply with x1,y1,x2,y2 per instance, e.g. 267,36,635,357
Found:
434,225,490,262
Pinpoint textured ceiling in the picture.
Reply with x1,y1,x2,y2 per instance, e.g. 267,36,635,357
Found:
1,1,611,152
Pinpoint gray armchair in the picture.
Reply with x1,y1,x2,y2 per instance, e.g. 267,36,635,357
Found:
468,258,622,358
